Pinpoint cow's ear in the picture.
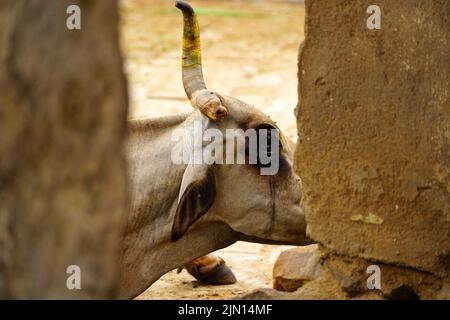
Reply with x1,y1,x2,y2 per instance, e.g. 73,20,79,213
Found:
171,164,216,241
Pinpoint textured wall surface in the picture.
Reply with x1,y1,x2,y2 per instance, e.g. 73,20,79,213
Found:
0,0,128,298
295,0,449,276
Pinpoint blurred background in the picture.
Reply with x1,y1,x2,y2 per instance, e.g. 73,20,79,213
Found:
121,0,305,141
119,0,306,299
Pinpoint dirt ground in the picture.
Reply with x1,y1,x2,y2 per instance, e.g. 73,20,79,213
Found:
120,0,305,299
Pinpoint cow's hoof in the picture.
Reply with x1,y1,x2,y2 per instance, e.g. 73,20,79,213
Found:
198,260,237,285
184,255,237,285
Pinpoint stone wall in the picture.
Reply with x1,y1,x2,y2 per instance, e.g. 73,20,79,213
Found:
295,0,449,279
0,0,128,298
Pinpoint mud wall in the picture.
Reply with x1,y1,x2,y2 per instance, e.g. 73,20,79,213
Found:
295,0,449,277
0,1,128,298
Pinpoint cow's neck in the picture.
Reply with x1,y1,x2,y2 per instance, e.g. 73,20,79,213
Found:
120,222,237,299
119,114,237,299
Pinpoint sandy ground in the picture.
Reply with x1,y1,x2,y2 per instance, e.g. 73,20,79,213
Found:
120,0,305,299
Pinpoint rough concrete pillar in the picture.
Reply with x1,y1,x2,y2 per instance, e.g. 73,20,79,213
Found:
0,0,128,298
295,0,449,276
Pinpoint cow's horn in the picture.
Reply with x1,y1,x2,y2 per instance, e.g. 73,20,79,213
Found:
175,1,228,121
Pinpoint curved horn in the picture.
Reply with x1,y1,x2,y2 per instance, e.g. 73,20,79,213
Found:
175,0,205,98
175,1,228,121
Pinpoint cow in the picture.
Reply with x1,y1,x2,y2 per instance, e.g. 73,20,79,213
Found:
118,1,311,299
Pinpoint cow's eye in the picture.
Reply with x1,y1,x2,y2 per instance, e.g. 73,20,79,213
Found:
252,124,280,168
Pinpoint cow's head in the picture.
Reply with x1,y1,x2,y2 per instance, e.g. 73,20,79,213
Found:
171,1,310,246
